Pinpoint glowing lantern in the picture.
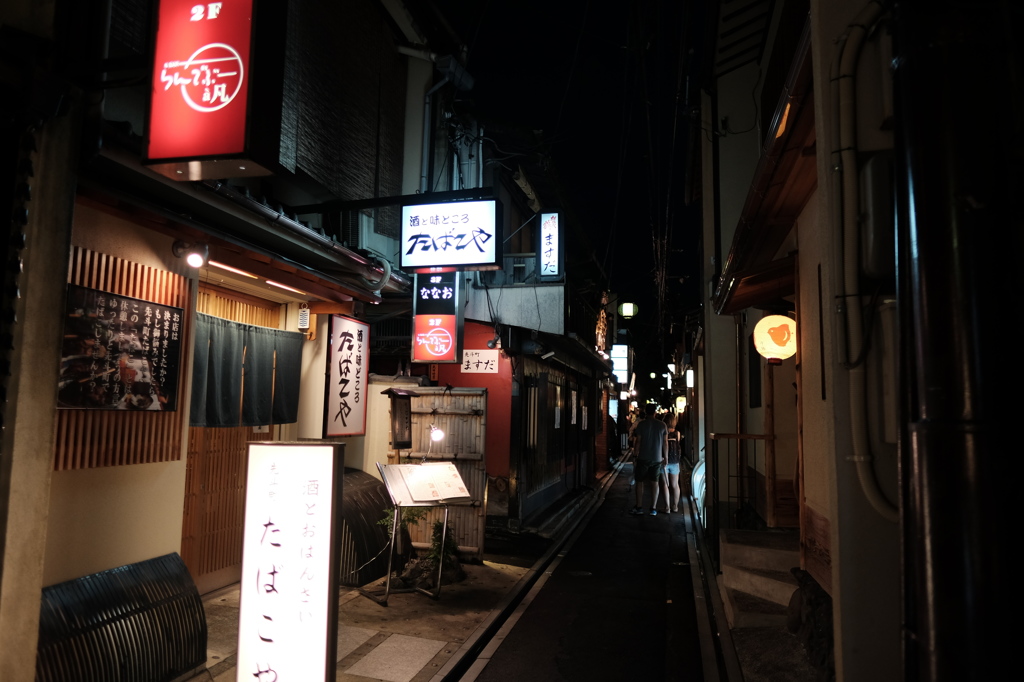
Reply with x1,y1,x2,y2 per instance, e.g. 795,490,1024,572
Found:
618,302,638,319
753,315,797,364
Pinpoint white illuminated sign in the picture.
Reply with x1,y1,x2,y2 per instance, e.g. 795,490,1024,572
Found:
539,212,560,279
237,443,341,682
611,344,629,358
401,200,499,269
612,357,629,384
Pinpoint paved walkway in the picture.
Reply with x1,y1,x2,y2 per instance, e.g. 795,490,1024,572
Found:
192,458,815,681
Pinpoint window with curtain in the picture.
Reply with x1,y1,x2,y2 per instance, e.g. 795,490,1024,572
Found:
190,313,304,427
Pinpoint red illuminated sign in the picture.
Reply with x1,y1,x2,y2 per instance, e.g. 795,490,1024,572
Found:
413,315,457,362
146,0,253,162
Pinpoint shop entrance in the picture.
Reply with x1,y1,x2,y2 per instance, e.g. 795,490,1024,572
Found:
180,284,297,594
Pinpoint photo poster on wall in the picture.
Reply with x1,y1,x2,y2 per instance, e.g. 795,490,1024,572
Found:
237,442,344,682
58,284,184,411
323,315,369,437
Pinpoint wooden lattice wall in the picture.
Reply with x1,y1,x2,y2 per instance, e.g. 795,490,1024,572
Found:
54,247,192,470
181,283,282,591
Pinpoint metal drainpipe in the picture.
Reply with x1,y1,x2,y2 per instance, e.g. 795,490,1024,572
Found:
478,125,484,187
894,1,1016,679
420,77,449,193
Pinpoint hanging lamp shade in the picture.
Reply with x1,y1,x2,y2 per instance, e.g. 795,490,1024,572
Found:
753,314,797,364
618,302,639,319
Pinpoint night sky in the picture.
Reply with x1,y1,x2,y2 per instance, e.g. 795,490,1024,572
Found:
441,0,702,390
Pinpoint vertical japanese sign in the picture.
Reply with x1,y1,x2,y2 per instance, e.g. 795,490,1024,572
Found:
146,0,253,161
412,270,460,363
58,284,183,411
538,211,562,281
324,315,369,437
237,442,343,682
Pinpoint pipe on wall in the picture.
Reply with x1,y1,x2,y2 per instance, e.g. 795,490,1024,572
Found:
894,1,1017,678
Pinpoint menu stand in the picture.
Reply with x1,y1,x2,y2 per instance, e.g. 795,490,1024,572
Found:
359,462,471,606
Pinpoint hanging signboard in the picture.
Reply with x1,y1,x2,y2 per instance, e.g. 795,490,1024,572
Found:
145,0,271,179
237,442,344,682
412,270,462,363
461,349,500,373
400,199,501,270
324,315,369,437
538,211,563,281
58,284,184,411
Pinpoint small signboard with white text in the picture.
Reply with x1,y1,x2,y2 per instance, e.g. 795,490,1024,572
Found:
237,442,344,682
412,271,462,364
400,199,501,270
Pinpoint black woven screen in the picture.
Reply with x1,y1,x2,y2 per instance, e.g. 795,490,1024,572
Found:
37,553,207,682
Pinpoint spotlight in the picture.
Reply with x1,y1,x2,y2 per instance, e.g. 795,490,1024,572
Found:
172,241,209,268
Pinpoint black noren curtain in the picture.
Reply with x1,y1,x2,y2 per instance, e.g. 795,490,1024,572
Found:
190,313,304,427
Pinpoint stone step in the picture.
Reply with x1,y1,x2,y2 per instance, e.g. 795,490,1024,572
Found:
721,564,799,606
719,528,800,573
718,584,790,629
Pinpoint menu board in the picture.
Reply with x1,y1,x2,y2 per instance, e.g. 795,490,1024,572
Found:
378,463,471,506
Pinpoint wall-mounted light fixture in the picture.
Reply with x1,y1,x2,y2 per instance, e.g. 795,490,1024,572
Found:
209,260,257,278
541,350,555,360
424,423,446,462
172,240,209,268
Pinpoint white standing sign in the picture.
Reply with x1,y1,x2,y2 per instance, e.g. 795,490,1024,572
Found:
325,315,369,437
237,443,342,682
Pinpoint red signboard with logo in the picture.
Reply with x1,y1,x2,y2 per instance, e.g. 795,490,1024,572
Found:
146,0,253,162
413,315,458,363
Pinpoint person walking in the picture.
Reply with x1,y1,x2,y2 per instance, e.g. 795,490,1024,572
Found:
663,412,682,513
630,403,668,516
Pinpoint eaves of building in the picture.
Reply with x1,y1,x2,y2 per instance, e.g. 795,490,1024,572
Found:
713,19,816,316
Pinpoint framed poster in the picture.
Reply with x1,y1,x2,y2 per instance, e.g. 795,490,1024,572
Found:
323,315,369,437
58,284,184,411
237,442,344,682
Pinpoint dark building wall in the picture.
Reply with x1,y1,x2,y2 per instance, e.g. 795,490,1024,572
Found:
283,0,407,229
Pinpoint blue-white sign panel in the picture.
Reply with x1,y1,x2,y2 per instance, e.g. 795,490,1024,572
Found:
401,200,500,270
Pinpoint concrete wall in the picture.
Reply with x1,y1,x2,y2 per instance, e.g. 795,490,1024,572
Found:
809,2,901,679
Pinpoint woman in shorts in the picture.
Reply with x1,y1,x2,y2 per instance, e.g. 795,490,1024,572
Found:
662,413,682,513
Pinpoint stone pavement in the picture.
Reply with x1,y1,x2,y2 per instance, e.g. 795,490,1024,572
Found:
200,557,537,682
191,457,818,682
